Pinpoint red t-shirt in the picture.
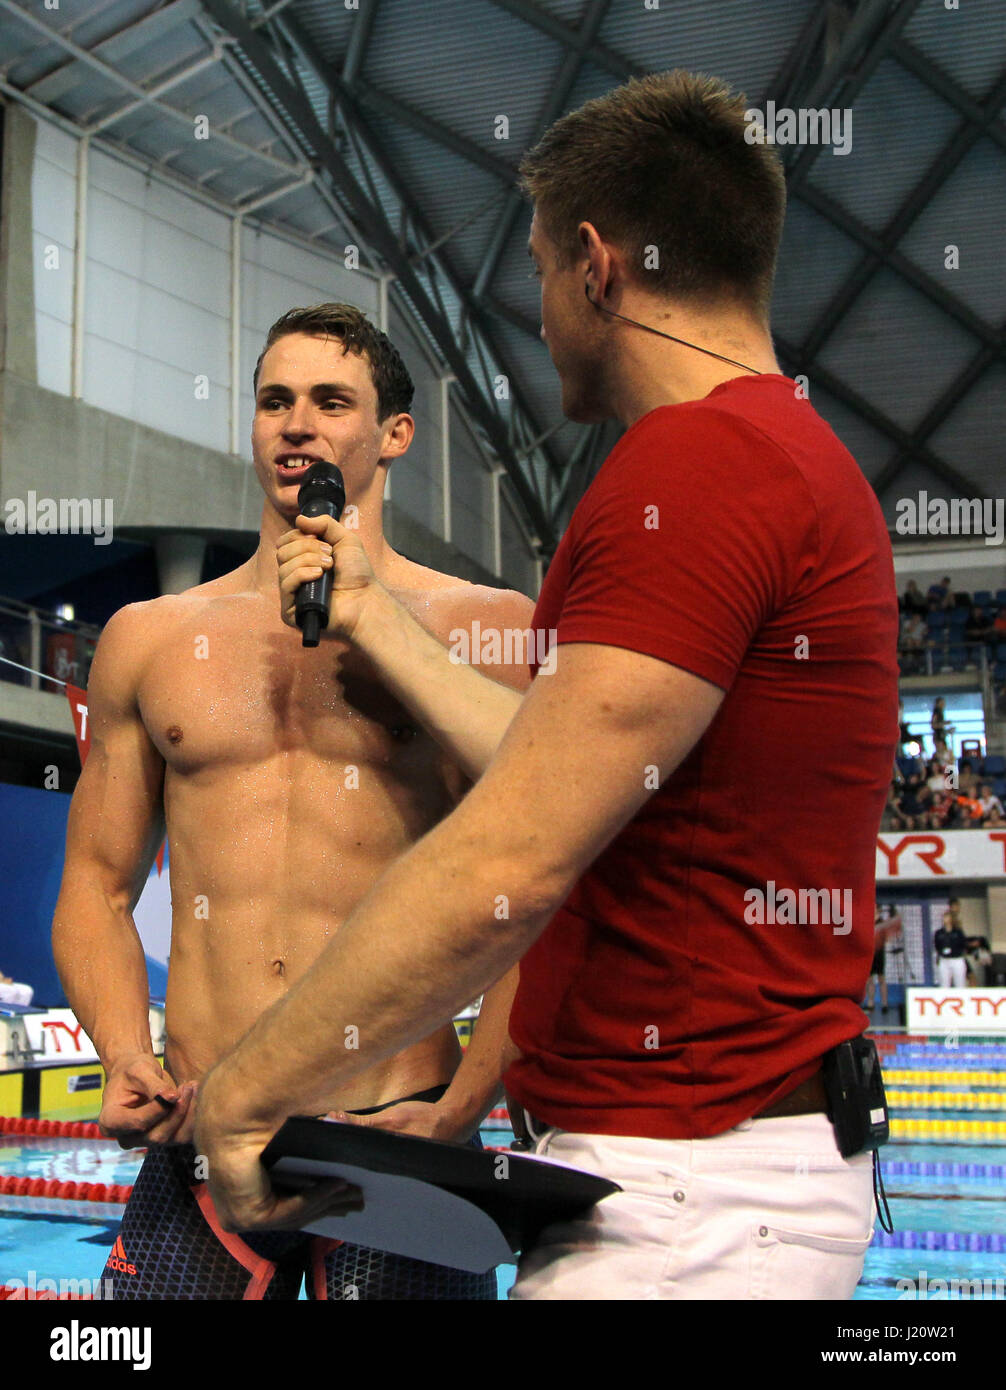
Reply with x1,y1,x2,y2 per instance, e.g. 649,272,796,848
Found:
504,374,899,1139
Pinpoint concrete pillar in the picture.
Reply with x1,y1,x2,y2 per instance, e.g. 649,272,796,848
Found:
155,533,207,594
0,103,38,382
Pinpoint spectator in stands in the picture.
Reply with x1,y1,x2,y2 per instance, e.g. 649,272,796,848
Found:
955,792,984,826
881,782,904,831
897,701,920,759
0,970,33,1007
926,785,956,829
900,612,926,673
896,776,927,828
926,757,948,793
903,580,927,614
932,735,952,766
931,697,949,745
957,759,979,797
933,911,968,988
978,783,1005,821
927,577,952,610
965,936,993,987
965,604,994,643
985,802,1006,828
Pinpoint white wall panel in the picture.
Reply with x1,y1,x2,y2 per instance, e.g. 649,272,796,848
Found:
500,484,538,597
30,119,77,393
449,404,494,574
386,304,443,539
26,114,531,564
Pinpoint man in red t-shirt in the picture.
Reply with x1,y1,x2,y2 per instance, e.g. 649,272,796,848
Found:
198,71,898,1301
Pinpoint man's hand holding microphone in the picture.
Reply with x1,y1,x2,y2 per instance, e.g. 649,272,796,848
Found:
277,462,386,646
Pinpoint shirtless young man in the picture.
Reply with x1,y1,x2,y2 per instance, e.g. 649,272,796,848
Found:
51,303,533,1300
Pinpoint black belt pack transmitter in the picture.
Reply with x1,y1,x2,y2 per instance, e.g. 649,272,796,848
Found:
822,1035,890,1158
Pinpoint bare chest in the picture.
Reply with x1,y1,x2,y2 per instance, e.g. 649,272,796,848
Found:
137,605,434,776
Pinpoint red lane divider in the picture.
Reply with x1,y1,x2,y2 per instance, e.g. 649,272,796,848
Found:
0,1172,133,1203
0,1117,103,1139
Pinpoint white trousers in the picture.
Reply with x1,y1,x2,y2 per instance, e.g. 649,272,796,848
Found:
937,957,967,988
0,981,33,1006
509,1113,874,1300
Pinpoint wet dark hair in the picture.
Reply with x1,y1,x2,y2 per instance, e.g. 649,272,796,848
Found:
253,303,413,420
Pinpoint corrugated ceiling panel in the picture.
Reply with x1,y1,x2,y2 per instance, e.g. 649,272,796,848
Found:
898,137,1006,325
876,459,963,526
903,0,1006,103
816,269,980,434
796,382,900,487
529,0,594,23
276,0,358,57
598,0,817,99
560,58,624,114
765,194,863,343
364,0,565,154
361,110,507,255
927,362,1006,496
806,58,960,233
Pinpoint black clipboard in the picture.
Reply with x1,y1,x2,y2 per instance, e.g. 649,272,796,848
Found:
262,1116,621,1274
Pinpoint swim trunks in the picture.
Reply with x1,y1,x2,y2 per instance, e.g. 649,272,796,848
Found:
103,1085,497,1300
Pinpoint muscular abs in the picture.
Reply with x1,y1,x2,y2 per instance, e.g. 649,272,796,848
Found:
137,592,464,1107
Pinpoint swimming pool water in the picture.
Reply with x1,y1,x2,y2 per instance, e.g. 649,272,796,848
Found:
1,1130,1003,1300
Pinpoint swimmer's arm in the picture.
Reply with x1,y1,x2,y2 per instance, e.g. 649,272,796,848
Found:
51,605,165,1071
198,646,724,1231
433,968,520,1139
351,586,533,780
335,969,519,1142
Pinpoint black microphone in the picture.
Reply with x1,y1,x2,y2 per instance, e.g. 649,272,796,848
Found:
295,462,346,648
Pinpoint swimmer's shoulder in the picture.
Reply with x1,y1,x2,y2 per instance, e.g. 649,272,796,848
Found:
92,566,255,686
387,557,536,690
388,554,536,632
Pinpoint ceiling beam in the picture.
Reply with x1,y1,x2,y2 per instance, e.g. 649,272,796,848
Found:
0,0,307,178
796,64,1006,360
353,80,518,183
783,0,923,191
273,9,571,505
472,0,614,305
867,328,1005,498
198,0,555,547
341,0,381,84
485,0,638,81
891,36,1006,154
22,0,203,102
793,179,1000,346
774,333,991,501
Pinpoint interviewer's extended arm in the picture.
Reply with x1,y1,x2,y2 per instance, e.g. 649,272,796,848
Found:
200,643,723,1134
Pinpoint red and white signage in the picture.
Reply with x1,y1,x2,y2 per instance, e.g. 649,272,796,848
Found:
21,1009,98,1063
907,987,1006,1034
877,830,1006,882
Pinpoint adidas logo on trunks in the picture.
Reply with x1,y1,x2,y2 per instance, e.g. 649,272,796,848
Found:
107,1236,137,1276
